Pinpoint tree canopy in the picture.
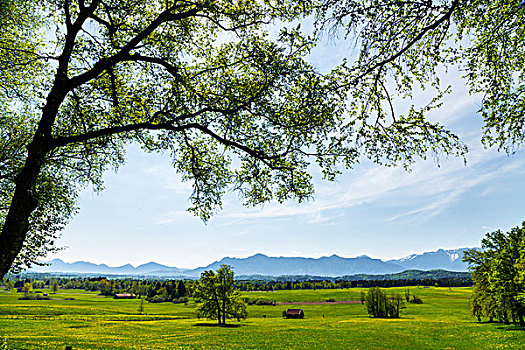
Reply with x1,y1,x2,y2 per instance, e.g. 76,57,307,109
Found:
463,222,525,326
0,0,524,277
193,264,247,324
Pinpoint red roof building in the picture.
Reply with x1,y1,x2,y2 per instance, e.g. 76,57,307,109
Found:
113,294,136,299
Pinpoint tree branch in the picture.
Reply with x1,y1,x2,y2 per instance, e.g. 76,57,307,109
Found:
56,0,101,82
90,13,116,34
52,111,290,171
122,54,179,75
64,0,73,30
69,4,202,89
195,13,270,33
339,0,459,89
0,44,58,61
50,108,215,148
190,124,290,170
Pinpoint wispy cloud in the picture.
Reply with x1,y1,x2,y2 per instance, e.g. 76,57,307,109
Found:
215,131,524,226
306,212,333,224
154,210,194,225
388,158,525,222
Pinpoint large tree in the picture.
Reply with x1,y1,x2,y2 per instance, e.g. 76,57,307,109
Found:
463,222,525,326
193,264,247,325
0,0,524,277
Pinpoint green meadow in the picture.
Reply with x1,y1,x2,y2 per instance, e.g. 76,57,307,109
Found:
0,287,523,349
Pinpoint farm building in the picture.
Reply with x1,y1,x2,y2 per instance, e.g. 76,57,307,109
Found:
113,293,136,299
285,309,304,319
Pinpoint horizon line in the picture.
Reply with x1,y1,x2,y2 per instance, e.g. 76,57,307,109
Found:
42,246,480,270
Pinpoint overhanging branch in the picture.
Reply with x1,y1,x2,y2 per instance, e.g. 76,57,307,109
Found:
122,54,179,76
190,124,291,170
69,4,202,89
50,108,214,148
339,0,459,89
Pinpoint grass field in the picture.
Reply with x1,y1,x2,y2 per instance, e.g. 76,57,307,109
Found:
0,286,523,349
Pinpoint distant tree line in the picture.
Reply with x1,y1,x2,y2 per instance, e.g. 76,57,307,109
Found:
241,270,471,283
1,274,472,297
0,276,192,303
5,271,471,305
143,280,189,303
235,277,472,291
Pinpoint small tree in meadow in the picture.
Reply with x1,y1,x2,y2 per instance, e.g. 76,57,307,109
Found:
388,293,404,318
365,287,403,318
22,282,32,297
366,287,387,318
138,298,144,315
193,265,247,325
51,280,59,294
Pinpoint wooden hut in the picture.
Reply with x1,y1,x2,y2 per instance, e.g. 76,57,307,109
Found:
285,309,304,319
113,293,136,299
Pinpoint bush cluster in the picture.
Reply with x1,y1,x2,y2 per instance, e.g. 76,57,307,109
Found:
242,297,276,306
408,295,423,304
17,294,51,301
172,297,189,304
148,294,168,303
365,287,403,318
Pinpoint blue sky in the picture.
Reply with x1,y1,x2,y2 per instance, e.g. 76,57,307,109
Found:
50,99,525,268
48,35,525,269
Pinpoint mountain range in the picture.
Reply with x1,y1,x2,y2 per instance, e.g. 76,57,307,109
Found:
28,247,476,277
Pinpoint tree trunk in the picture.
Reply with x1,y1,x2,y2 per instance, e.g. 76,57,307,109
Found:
222,298,226,325
215,293,222,325
0,81,68,278
518,312,525,327
0,143,47,278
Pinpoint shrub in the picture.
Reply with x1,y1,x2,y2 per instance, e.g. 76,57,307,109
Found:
409,295,423,304
172,297,188,304
326,298,336,302
242,298,276,306
148,294,169,303
18,295,51,301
